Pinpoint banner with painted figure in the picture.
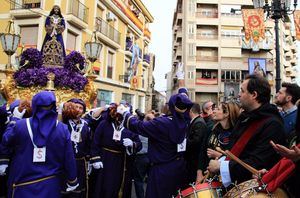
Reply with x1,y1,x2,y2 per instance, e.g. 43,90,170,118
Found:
248,58,266,77
128,44,140,82
294,10,300,40
242,9,265,43
224,82,239,100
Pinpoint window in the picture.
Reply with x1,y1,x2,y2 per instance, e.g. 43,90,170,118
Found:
188,44,195,56
138,96,144,111
142,69,145,88
20,26,38,46
202,70,211,78
188,71,194,79
122,93,133,105
188,0,196,16
66,31,77,51
221,70,241,82
107,51,114,79
97,89,113,106
124,59,130,83
188,23,195,36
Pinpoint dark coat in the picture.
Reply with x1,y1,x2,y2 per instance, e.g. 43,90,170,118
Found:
184,116,209,183
229,103,286,184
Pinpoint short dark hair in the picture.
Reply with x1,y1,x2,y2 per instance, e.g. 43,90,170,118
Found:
191,103,201,114
282,82,300,105
245,74,271,104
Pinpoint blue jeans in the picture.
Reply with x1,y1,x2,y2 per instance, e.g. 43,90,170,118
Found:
133,154,150,198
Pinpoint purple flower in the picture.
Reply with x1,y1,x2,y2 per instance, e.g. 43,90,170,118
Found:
14,67,88,92
14,50,88,92
64,51,86,73
19,48,43,69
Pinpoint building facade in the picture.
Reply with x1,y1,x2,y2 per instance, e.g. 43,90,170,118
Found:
0,0,154,111
169,0,297,104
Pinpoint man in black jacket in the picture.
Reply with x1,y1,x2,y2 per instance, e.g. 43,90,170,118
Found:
184,103,209,185
208,75,286,186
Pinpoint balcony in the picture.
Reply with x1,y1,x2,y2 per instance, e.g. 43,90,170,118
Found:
65,0,89,29
196,55,218,62
221,35,242,48
196,78,218,85
196,11,218,18
196,33,218,47
10,0,41,9
112,0,143,31
10,0,41,18
95,17,121,44
220,13,243,26
144,28,151,40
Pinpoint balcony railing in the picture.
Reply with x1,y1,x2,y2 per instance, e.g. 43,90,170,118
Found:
196,55,218,61
68,0,89,23
221,13,242,17
196,33,218,39
143,54,150,64
10,0,41,10
95,17,121,44
195,11,218,18
195,78,218,85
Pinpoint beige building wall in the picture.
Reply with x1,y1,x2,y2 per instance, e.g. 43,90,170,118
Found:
0,0,155,111
169,0,297,104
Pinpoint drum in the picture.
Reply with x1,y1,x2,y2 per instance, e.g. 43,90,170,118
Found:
176,181,223,198
223,179,289,198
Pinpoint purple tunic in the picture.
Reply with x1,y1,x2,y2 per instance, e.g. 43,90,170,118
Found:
125,115,187,198
91,119,142,198
2,119,77,198
123,93,193,198
62,119,91,196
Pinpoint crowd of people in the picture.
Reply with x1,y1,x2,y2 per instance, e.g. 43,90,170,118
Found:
0,74,300,198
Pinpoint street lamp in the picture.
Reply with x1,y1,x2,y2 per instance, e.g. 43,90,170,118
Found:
0,20,21,70
253,0,297,92
84,31,103,75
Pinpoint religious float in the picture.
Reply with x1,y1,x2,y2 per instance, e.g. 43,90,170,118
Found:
0,6,102,108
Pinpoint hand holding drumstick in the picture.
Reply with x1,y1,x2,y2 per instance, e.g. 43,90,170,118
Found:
215,147,260,177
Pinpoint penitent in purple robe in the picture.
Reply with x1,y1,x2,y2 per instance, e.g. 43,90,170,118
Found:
124,94,193,198
1,91,77,198
2,119,77,198
90,119,142,198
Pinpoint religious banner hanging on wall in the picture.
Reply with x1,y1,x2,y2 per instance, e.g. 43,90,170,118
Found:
294,10,300,41
242,9,265,43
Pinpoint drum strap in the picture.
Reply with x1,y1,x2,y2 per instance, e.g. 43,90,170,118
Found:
226,117,269,160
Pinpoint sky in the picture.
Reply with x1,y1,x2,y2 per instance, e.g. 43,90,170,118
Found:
143,1,177,92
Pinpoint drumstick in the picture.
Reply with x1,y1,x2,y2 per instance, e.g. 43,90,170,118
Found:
201,171,210,183
215,147,260,176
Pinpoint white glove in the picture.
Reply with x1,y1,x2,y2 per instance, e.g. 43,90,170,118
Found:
57,102,64,114
92,161,103,169
0,165,8,176
87,162,92,175
123,138,133,147
117,104,130,115
13,107,26,119
66,182,79,192
176,62,184,80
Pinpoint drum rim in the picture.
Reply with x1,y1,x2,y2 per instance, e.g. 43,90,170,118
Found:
177,181,222,197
